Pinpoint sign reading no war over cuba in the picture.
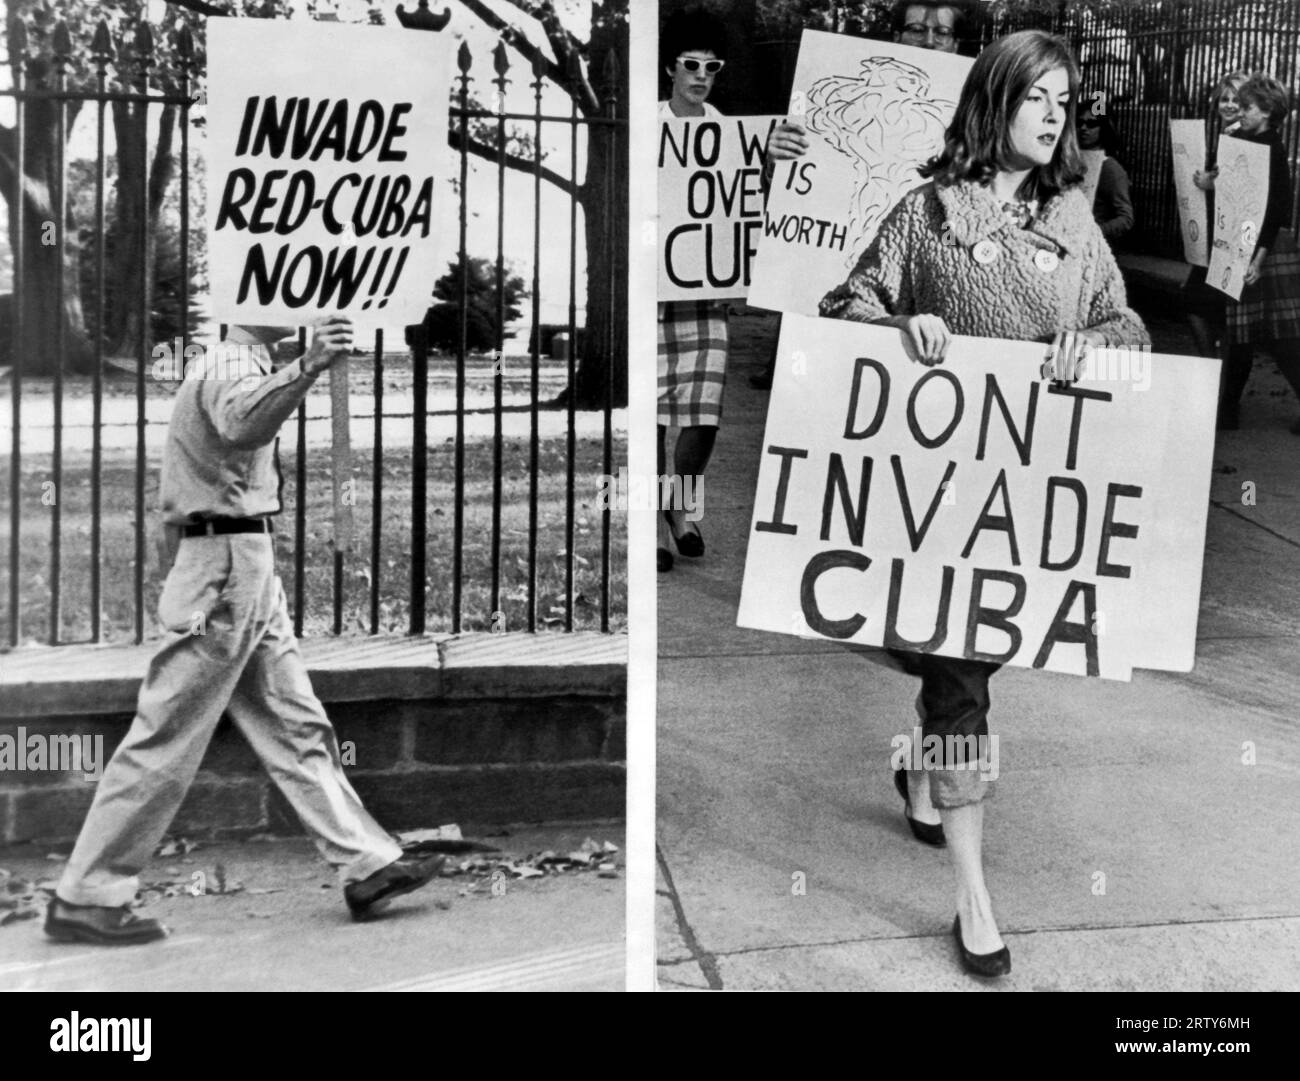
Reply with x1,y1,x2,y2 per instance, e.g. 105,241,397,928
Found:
658,115,780,301
206,19,451,326
736,318,1220,681
747,32,971,317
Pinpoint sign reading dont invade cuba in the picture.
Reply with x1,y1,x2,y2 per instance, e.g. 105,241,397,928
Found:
658,115,780,301
736,318,1219,681
207,19,451,326
747,31,971,317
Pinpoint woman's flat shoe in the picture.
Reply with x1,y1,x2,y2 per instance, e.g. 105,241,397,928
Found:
952,915,1011,978
657,546,673,573
893,767,945,847
663,511,704,558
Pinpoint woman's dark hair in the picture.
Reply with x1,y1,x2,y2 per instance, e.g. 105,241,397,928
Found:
660,6,728,71
1238,72,1290,128
1077,108,1124,163
921,29,1084,200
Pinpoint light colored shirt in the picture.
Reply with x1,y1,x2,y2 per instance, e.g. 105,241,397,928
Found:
658,100,721,119
160,342,319,525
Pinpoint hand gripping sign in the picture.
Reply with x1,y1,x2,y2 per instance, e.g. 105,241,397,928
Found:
737,318,1219,681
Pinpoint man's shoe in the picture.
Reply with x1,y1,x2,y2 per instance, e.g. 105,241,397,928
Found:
44,897,168,946
344,854,446,921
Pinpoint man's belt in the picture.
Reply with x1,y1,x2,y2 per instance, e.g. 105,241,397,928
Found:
182,516,273,538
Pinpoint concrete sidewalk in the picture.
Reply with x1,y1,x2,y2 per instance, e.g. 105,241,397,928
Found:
0,823,625,991
655,308,1300,992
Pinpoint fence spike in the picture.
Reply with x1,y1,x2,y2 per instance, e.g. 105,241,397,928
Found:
90,20,115,69
531,46,548,82
457,38,472,74
52,20,74,65
601,48,620,102
493,38,510,77
176,23,195,66
11,19,28,60
133,20,156,76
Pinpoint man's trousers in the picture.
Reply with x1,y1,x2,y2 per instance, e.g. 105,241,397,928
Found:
57,533,402,908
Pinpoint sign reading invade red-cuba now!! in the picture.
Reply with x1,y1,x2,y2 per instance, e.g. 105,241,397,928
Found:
736,318,1220,681
206,19,451,326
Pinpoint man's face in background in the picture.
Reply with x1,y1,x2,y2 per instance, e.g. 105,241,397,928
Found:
896,4,961,53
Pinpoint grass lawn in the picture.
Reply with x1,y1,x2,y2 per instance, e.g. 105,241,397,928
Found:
1,427,627,646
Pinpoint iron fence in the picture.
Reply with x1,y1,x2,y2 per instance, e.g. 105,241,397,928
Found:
0,12,627,647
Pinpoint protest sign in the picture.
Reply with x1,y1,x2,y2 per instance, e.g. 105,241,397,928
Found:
206,20,451,326
1208,134,1270,300
659,115,781,301
747,32,971,317
736,317,1219,681
1169,120,1209,266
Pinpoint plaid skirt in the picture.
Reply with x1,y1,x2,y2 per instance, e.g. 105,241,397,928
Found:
658,300,728,427
1226,229,1300,346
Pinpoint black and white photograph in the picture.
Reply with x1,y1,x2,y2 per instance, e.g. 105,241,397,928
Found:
0,0,629,996
654,0,1300,1000
0,0,1298,1037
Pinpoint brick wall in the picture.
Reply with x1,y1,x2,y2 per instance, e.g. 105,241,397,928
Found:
0,693,625,844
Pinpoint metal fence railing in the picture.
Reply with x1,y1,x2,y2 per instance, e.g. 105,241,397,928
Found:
0,12,627,647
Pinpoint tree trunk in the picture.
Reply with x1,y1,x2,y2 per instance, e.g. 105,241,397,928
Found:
572,7,629,409
106,100,176,359
573,127,629,409
0,86,93,376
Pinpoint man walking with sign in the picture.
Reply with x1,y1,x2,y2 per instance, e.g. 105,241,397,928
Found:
45,317,443,946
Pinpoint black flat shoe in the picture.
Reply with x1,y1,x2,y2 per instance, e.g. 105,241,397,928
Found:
663,511,704,558
344,854,446,921
658,546,673,573
44,897,168,946
952,915,1011,978
893,767,945,847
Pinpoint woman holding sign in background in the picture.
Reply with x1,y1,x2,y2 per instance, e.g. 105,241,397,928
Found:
657,8,729,572
1183,72,1247,362
819,30,1149,979
1208,73,1300,432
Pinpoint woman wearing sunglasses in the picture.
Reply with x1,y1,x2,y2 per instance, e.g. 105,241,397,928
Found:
1076,110,1133,241
657,8,730,572
819,30,1149,980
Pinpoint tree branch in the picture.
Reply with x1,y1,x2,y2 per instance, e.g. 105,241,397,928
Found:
449,126,579,198
164,0,233,16
456,0,599,115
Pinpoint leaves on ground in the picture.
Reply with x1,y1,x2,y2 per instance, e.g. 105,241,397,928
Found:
154,837,199,858
445,834,623,894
